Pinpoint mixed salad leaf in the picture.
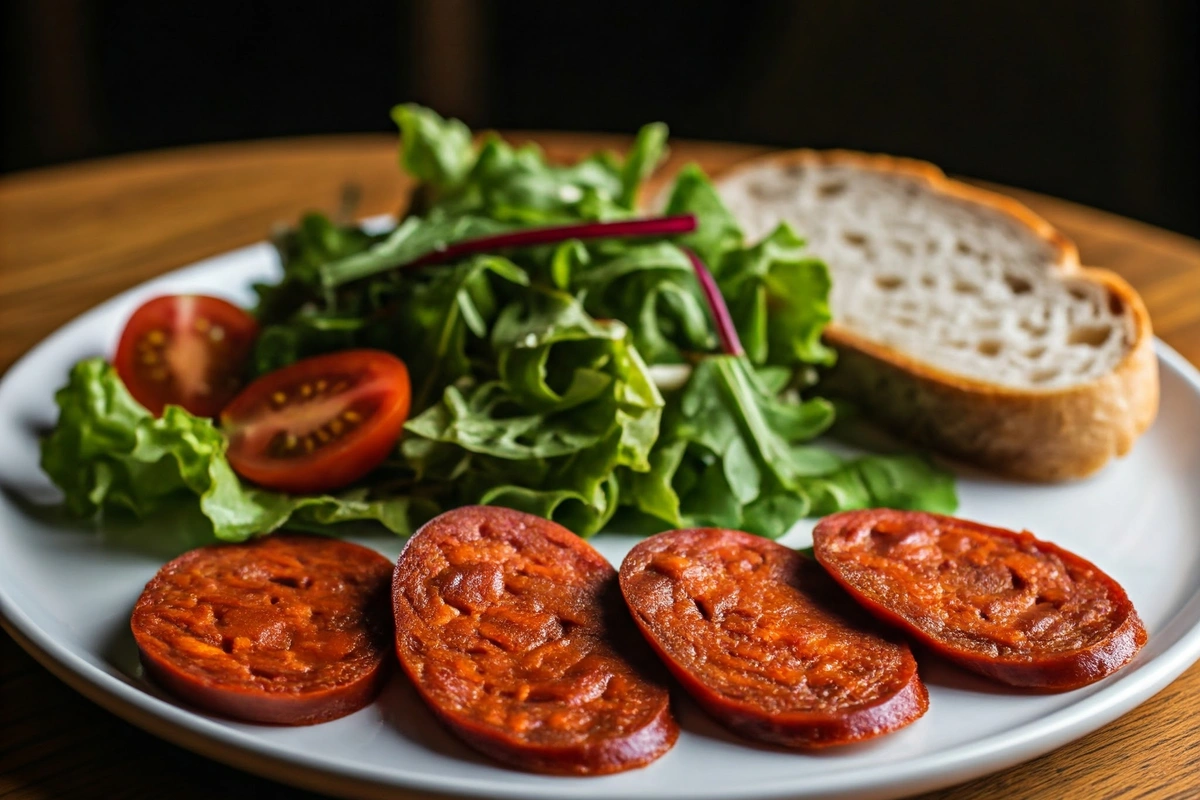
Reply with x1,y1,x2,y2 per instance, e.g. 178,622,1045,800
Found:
41,105,956,542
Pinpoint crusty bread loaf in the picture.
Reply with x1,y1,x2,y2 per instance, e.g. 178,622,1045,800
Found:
714,150,1158,481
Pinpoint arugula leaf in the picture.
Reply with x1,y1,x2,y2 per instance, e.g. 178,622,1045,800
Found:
319,212,514,289
479,477,621,541
492,286,662,467
255,213,380,325
623,355,833,534
399,287,662,536
618,122,669,209
663,164,744,265
410,123,661,226
404,380,612,462
249,213,392,375
392,103,476,189
806,453,958,516
434,136,626,223
618,438,688,527
395,255,531,409
624,354,955,537
716,223,836,367
41,359,435,541
571,241,714,363
252,310,368,377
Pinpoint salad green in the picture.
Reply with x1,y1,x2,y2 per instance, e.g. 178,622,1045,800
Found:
41,104,956,542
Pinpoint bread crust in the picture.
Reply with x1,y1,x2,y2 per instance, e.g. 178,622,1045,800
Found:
714,150,1159,482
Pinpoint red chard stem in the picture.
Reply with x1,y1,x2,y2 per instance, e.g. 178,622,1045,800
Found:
412,214,698,268
684,248,744,357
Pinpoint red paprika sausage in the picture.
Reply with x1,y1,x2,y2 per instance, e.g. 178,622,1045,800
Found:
392,506,678,775
620,527,929,748
812,509,1147,690
131,534,393,725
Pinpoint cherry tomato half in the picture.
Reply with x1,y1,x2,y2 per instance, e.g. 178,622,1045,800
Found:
113,295,259,417
220,350,411,494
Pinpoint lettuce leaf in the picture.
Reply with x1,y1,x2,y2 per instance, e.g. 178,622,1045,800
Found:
40,358,435,541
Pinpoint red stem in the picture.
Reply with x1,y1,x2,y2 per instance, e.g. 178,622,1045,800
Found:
684,248,744,357
411,214,698,268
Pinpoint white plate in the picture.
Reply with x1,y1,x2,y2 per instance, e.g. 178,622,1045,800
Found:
2,240,1200,800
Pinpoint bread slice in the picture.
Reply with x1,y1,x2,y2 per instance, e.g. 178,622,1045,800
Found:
713,150,1158,482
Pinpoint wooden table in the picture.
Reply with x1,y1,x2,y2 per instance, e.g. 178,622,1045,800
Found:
2,134,1198,800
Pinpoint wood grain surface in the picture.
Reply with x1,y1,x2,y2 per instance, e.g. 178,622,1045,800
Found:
1,134,1198,800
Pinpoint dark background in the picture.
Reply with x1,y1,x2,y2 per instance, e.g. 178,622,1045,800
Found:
4,0,1198,236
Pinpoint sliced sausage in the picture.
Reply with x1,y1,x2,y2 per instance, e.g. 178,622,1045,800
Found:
812,509,1147,690
619,527,928,748
131,533,393,725
392,505,677,775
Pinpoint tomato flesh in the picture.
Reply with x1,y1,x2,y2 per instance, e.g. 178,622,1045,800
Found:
113,295,258,417
220,350,411,494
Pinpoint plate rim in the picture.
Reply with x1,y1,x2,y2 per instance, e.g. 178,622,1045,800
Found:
3,240,1200,800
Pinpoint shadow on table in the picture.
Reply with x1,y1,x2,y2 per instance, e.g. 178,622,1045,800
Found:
1,631,333,800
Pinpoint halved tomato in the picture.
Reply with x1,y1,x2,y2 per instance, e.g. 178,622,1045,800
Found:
220,350,411,494
113,295,258,417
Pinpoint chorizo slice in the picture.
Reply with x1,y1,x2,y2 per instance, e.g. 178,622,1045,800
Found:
131,533,393,725
812,509,1147,690
392,505,678,775
619,527,928,749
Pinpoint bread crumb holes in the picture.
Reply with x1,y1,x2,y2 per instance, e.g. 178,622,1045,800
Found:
1004,273,1033,294
1068,325,1112,347
977,340,1002,357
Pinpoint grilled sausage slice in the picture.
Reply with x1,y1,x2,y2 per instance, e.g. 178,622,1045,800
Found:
131,534,393,725
620,527,928,748
813,509,1147,690
392,506,678,775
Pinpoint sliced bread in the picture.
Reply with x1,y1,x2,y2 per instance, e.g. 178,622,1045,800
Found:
714,150,1158,481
